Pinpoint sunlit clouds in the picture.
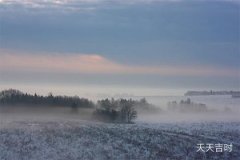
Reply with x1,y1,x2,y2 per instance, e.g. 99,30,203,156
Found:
0,51,238,77
0,0,239,93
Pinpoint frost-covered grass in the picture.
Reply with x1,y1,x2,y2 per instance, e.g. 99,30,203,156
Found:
0,121,239,160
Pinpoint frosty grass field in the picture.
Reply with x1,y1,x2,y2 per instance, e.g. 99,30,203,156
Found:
0,120,239,160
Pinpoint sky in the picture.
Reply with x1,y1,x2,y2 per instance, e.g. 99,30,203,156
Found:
0,0,239,96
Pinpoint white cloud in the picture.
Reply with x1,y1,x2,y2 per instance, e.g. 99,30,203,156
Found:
0,0,238,13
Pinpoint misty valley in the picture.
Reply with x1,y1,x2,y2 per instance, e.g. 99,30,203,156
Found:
0,89,240,160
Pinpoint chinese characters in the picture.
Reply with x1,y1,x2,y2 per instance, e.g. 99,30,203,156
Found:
196,143,232,153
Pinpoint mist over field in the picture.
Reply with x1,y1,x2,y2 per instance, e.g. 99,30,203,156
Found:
1,95,240,160
0,89,240,160
1,94,239,124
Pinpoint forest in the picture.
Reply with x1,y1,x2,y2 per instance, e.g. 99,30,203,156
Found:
0,89,154,123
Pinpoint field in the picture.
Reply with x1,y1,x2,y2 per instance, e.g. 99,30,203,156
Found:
0,121,239,160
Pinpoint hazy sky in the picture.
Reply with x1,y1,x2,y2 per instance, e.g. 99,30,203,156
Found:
0,0,239,96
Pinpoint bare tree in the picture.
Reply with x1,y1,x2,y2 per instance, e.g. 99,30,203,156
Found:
120,101,137,123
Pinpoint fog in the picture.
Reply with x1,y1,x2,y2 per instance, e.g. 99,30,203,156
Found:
0,105,94,125
1,98,239,125
137,112,240,123
1,89,239,125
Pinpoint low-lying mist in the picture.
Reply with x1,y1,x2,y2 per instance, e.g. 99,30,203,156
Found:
0,105,94,124
0,89,239,124
137,111,240,123
1,104,239,125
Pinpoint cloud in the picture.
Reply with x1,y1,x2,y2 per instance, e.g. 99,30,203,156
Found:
0,0,237,6
0,0,159,11
0,0,99,12
0,50,238,77
0,0,238,14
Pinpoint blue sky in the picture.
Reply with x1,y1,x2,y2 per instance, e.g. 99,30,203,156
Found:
0,0,239,96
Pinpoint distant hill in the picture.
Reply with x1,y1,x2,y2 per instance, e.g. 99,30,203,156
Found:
184,90,240,97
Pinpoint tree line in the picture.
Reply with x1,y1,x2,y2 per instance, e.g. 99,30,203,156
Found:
0,89,94,108
167,98,208,113
0,89,155,123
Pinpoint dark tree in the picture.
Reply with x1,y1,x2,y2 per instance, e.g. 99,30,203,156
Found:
94,98,137,123
119,100,137,123
0,89,94,108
